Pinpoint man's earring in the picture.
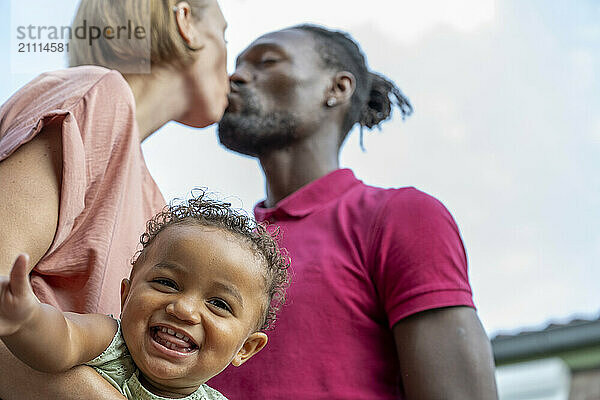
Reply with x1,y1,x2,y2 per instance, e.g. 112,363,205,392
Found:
326,97,337,107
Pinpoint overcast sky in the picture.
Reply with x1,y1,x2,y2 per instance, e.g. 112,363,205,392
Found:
1,0,598,336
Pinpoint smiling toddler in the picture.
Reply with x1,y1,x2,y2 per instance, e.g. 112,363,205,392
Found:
0,192,289,399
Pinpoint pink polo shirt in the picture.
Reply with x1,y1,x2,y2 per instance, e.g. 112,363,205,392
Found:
0,66,165,316
209,169,474,399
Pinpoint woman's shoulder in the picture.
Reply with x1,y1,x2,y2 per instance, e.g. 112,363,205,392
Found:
42,65,115,82
40,65,133,103
0,65,135,162
1,66,131,123
7,66,130,109
1,66,133,137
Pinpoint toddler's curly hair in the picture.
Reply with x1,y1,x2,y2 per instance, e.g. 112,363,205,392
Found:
131,190,290,331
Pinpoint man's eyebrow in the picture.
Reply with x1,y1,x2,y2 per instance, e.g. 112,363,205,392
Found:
212,281,244,307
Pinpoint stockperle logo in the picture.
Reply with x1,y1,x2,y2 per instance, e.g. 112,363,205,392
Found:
10,0,151,74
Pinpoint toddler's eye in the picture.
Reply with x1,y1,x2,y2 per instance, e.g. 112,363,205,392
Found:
152,278,178,290
208,298,232,313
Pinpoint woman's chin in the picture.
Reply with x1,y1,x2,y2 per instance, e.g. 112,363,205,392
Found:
177,110,223,129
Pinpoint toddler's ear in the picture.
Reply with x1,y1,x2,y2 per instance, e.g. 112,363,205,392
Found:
232,332,268,367
120,278,131,310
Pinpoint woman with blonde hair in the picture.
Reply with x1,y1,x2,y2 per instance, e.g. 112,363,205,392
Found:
0,1,228,398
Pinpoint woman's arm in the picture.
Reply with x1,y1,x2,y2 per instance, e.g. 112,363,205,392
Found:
0,125,124,399
0,342,126,400
0,254,117,373
0,123,62,276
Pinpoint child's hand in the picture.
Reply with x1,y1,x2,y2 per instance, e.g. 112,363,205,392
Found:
0,254,39,336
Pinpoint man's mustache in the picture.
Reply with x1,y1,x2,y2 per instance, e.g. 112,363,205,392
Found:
226,86,261,115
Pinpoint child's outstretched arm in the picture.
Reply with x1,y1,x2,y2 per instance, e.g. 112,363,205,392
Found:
0,254,117,373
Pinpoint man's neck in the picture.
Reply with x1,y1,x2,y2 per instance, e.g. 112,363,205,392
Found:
259,136,339,208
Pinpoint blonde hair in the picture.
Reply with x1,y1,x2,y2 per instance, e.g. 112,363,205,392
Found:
68,0,208,72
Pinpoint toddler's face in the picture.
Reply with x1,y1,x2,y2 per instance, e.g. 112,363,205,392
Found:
120,224,268,395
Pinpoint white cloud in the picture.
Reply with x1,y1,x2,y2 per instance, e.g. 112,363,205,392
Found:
569,49,595,89
221,0,496,69
593,118,600,144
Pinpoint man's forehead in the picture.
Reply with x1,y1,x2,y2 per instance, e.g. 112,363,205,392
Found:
243,28,316,56
258,28,308,42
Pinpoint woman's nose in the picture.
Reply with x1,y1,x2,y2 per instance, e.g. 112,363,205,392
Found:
165,298,202,325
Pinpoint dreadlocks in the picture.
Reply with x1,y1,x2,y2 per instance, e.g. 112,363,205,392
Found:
293,24,413,148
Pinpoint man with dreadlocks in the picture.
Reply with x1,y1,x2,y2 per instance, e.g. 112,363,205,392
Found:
210,25,498,399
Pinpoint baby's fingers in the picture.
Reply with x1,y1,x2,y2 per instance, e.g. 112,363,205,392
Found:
9,254,32,297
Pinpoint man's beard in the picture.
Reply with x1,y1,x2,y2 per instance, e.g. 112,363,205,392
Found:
218,88,299,157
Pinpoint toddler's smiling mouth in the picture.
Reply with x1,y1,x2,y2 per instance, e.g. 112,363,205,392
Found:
150,326,199,354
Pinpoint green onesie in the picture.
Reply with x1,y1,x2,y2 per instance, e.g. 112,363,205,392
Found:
87,320,227,400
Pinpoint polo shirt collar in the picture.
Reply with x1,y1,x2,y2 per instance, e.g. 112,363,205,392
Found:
254,168,360,220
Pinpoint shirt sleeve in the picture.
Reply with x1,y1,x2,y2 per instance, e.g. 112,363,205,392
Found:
367,188,474,328
45,70,137,259
86,319,135,393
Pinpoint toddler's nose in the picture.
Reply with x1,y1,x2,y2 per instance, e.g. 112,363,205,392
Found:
166,298,201,325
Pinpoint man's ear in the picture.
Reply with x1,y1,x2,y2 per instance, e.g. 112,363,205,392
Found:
231,332,268,367
327,71,356,106
174,1,204,50
120,278,131,311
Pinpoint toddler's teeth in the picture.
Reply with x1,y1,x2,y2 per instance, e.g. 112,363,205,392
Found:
167,328,175,335
175,332,184,339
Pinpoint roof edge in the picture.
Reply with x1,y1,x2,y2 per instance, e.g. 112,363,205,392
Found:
492,319,600,363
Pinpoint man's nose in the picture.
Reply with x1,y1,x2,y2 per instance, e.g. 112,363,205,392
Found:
229,65,252,89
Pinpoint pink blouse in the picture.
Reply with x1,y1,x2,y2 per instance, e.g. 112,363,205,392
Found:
0,66,165,315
